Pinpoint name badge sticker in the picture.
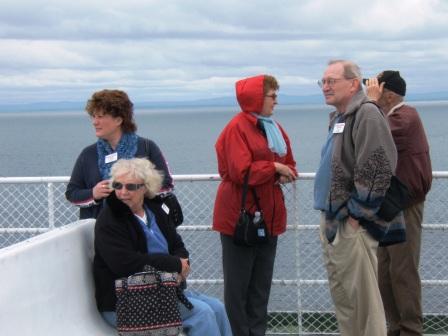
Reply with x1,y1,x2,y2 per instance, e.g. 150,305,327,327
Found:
162,203,170,215
333,123,345,134
105,152,118,164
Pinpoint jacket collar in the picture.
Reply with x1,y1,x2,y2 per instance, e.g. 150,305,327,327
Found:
387,101,405,117
105,191,157,219
344,90,370,117
329,90,370,121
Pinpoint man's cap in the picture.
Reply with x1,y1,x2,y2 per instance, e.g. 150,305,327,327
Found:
363,70,406,96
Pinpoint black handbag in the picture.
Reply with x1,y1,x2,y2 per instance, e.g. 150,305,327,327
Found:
158,192,184,227
377,175,411,221
115,265,193,336
233,170,269,247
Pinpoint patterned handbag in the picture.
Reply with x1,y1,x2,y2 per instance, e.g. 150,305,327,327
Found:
115,265,193,336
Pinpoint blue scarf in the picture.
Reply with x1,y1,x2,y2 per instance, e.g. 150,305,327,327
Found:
97,133,138,179
254,114,287,157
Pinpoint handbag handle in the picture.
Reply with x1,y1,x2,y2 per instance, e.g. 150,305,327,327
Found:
240,169,262,213
240,169,250,210
251,188,262,212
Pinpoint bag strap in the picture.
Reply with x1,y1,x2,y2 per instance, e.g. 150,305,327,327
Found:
176,287,194,310
251,188,262,212
240,169,262,212
144,137,149,157
240,169,250,210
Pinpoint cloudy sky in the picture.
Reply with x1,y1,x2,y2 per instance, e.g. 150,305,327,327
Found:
1,0,447,104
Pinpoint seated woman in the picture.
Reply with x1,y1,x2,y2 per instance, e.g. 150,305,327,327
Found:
93,157,232,336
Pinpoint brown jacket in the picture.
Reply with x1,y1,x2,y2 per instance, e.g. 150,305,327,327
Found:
387,103,432,205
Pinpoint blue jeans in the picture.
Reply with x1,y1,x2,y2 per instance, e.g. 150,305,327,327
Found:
101,290,232,336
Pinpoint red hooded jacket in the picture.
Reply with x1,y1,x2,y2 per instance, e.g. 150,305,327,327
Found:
212,75,297,236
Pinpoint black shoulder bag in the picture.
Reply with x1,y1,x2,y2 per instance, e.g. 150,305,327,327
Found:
145,138,184,227
377,175,411,221
233,170,269,246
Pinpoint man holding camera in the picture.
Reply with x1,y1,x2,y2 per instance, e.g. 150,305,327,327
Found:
366,71,432,336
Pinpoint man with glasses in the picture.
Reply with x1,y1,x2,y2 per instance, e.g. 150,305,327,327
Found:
314,60,404,336
366,71,432,336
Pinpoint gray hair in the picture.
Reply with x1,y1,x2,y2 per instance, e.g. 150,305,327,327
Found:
328,59,362,91
110,158,163,199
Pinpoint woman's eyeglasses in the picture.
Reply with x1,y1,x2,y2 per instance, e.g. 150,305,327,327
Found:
112,182,144,191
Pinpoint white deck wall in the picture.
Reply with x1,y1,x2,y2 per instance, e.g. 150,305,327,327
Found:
0,219,115,335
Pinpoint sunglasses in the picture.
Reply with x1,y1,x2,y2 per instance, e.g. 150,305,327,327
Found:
112,182,145,191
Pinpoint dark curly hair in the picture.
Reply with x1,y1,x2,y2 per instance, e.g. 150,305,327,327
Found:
86,89,137,133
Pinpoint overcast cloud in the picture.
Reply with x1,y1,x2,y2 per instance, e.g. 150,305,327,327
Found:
0,0,447,104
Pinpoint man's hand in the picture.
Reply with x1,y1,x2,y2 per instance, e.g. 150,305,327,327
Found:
347,216,360,231
365,77,384,102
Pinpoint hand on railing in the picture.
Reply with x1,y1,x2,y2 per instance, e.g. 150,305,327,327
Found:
274,163,298,184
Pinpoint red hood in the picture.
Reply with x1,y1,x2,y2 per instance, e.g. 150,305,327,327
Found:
235,75,264,114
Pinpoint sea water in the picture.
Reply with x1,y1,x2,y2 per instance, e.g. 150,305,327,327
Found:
0,101,446,177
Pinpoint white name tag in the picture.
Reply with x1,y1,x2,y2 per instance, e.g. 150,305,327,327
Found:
333,123,345,134
162,203,170,215
105,152,118,164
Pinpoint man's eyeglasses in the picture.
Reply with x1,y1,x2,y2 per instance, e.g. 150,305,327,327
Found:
265,93,278,100
317,78,347,88
112,182,145,191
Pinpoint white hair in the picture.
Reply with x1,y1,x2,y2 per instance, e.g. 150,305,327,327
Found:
328,59,362,91
110,158,163,199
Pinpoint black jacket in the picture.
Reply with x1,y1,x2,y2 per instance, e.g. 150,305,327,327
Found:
66,136,174,219
93,192,188,312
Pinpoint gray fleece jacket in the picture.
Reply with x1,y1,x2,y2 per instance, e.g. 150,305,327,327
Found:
323,90,405,245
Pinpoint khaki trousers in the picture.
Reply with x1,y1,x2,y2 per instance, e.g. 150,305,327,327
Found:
320,215,386,336
378,202,424,336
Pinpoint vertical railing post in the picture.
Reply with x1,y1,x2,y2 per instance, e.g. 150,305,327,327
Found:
47,182,55,230
293,181,302,334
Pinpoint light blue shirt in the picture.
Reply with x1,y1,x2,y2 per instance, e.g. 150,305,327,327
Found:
135,206,169,255
314,115,343,211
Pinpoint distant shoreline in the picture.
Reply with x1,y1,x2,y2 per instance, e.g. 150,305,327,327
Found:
1,91,447,113
0,98,447,115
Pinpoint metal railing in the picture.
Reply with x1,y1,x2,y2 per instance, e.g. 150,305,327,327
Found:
1,173,448,335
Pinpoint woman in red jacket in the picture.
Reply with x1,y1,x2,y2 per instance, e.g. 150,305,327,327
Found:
213,74,298,336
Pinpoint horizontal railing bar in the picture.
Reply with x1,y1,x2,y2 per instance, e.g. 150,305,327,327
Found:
188,279,448,286
179,224,448,231
0,176,69,184
0,228,50,234
172,174,220,181
292,224,448,230
3,223,447,234
1,171,447,184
